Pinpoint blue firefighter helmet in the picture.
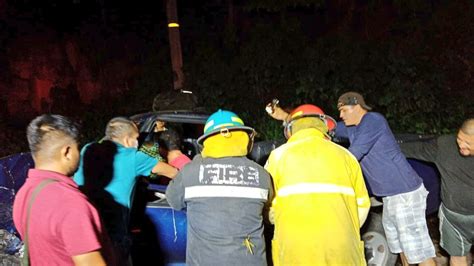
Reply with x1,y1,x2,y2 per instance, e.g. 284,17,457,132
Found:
197,109,255,144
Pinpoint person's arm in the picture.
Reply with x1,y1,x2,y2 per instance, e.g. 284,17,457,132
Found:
155,120,167,132
72,251,106,266
358,206,370,227
152,161,178,178
136,150,178,178
351,158,371,227
333,121,349,143
265,103,289,121
264,152,279,190
349,115,383,160
399,138,438,162
261,169,275,225
165,171,186,210
264,151,280,225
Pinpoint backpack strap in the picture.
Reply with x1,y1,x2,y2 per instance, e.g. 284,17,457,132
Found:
22,178,58,266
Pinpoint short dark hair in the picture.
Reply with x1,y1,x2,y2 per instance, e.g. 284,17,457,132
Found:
27,114,80,155
157,128,182,151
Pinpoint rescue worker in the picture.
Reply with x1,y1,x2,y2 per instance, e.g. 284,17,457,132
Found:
265,104,371,265
267,96,437,265
166,109,274,266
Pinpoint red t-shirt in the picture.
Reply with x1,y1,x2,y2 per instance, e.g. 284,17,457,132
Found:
13,169,107,265
169,154,191,170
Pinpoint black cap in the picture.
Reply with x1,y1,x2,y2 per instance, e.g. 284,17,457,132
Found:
337,92,372,110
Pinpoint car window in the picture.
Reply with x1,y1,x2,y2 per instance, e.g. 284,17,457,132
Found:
138,121,204,160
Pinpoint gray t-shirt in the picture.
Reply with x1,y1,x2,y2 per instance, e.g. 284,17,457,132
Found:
400,134,474,215
166,155,274,266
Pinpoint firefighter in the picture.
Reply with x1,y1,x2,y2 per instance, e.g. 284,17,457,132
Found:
166,109,274,266
265,104,371,265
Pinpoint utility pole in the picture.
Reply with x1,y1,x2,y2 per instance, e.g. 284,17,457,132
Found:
166,0,184,90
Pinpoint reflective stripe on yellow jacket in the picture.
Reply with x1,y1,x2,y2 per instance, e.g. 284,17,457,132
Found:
265,128,370,266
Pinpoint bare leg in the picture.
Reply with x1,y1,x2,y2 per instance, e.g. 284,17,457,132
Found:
449,256,468,266
400,252,410,266
418,257,436,266
400,252,436,266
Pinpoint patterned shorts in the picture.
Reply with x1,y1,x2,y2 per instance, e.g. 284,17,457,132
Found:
382,184,436,264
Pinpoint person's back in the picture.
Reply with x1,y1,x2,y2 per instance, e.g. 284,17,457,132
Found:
173,155,271,265
76,140,154,209
74,116,178,265
265,105,370,265
13,114,108,266
75,140,149,248
14,172,107,265
339,111,422,196
271,129,367,265
166,110,273,266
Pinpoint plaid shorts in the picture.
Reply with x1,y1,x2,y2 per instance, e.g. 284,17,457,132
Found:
382,184,436,264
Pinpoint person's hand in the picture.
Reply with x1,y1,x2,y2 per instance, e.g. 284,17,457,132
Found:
268,207,275,224
265,102,289,121
155,120,167,132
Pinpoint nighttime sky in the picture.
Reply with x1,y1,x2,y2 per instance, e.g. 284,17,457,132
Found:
1,1,473,136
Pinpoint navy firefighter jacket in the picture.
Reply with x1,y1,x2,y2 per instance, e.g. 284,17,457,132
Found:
166,155,273,266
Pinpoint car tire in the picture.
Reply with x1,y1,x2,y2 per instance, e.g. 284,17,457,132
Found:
362,212,398,266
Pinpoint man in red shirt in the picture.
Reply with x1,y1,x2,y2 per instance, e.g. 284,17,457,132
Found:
13,114,111,265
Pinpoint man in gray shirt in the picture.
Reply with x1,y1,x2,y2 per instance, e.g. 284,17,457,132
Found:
400,118,474,266
166,109,273,266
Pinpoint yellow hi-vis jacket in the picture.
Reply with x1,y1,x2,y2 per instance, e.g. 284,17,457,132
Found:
265,128,370,266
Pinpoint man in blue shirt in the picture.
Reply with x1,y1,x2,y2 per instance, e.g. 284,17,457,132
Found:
266,94,437,265
74,116,177,266
335,92,435,266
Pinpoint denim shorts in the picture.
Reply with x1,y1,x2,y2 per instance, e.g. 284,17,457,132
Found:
382,184,436,264
439,203,474,256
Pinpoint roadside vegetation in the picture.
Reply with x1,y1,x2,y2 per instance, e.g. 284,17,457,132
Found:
1,1,473,157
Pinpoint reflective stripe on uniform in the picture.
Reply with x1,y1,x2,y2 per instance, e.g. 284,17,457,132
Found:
185,185,268,200
357,197,369,205
277,183,355,197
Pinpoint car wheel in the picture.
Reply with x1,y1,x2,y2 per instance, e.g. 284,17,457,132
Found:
362,212,398,266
